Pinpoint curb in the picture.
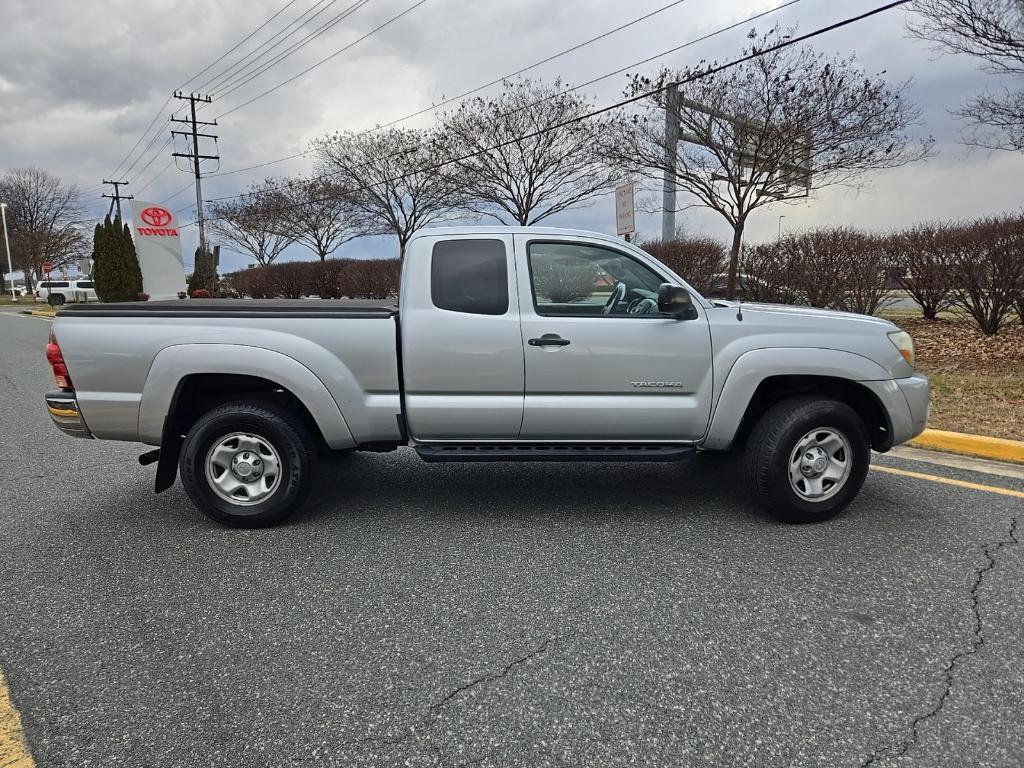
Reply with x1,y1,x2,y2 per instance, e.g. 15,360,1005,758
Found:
910,429,1024,466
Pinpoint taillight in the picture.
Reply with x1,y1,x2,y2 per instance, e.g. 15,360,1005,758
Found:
46,330,73,390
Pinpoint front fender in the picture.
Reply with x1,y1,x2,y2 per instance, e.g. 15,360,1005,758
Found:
702,347,892,451
138,343,355,449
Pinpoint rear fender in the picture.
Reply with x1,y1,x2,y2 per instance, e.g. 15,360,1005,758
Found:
139,344,356,449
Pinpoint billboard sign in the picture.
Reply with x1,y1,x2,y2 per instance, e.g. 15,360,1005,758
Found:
615,182,635,236
130,200,187,300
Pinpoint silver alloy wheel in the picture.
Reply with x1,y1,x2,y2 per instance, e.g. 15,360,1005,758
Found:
787,427,853,502
205,432,282,506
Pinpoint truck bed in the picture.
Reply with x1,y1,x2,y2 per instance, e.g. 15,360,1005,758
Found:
58,299,398,319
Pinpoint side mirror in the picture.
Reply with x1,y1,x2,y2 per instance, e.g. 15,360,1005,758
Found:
658,283,696,319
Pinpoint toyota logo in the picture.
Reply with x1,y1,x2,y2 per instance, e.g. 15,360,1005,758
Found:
140,206,173,227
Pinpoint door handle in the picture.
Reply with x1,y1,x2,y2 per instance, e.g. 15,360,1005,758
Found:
528,334,570,347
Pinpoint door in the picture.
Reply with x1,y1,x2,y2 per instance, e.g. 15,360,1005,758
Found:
515,236,714,441
401,235,525,439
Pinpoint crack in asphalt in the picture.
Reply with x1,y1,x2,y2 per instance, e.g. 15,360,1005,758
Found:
431,636,560,711
861,516,1019,767
349,635,567,757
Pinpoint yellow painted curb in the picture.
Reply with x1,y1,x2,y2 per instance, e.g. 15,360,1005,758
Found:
0,668,35,768
910,429,1024,466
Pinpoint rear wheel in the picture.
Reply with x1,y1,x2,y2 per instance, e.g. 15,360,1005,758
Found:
743,396,869,523
179,401,313,527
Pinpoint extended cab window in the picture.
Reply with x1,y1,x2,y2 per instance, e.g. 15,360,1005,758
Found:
431,239,508,315
76,281,94,289
528,242,665,317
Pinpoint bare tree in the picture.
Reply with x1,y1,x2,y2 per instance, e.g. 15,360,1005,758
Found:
435,78,624,225
0,168,87,290
605,27,932,299
207,182,295,266
314,127,464,259
272,176,368,261
887,223,958,319
910,0,1024,150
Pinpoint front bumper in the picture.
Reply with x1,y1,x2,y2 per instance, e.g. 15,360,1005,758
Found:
858,373,930,449
45,392,94,439
896,373,930,440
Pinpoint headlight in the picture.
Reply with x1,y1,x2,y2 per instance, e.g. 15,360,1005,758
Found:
887,330,915,367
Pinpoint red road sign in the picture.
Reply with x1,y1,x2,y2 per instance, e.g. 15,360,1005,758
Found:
41,261,54,274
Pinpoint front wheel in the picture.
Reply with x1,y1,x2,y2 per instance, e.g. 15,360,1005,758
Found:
179,401,313,527
743,396,869,524
48,294,65,306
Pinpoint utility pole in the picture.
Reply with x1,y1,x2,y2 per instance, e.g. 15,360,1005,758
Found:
1,202,15,301
171,91,218,253
661,83,680,242
101,180,133,220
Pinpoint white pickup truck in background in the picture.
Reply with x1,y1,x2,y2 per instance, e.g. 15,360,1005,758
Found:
43,226,929,527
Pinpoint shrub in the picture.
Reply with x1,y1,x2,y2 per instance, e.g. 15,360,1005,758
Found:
223,257,401,300
639,236,725,295
190,289,211,299
268,261,309,299
741,227,893,314
947,214,1024,335
886,223,956,320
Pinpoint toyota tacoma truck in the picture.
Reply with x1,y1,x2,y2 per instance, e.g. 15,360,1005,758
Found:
43,226,929,527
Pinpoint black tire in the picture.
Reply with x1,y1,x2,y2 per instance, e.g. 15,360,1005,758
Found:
743,396,869,524
48,294,65,306
179,401,313,528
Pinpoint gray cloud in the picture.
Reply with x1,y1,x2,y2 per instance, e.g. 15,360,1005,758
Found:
2,0,1020,271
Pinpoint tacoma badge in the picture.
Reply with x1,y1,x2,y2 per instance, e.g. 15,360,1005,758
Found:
630,381,684,388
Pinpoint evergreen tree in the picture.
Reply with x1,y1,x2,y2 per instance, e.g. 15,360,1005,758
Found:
188,246,218,296
91,216,115,302
120,221,144,299
93,216,144,302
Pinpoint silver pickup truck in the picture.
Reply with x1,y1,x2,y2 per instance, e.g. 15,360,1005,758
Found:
44,226,929,527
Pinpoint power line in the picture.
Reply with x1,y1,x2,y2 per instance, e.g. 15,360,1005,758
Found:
180,0,304,90
212,0,374,100
204,0,699,181
196,0,340,93
188,0,913,227
200,0,802,204
214,0,430,119
105,1,313,185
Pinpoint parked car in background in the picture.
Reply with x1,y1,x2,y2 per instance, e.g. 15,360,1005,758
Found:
35,279,98,305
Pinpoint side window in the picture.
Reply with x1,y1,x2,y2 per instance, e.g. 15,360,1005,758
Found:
431,239,509,315
528,242,665,317
77,281,94,289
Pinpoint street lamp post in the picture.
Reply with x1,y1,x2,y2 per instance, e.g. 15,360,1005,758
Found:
0,202,15,302
778,215,786,239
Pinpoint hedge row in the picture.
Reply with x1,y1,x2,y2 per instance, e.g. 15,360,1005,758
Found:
641,215,1024,334
224,258,400,300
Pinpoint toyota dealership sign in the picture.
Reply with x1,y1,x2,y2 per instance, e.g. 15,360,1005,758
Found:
130,200,186,300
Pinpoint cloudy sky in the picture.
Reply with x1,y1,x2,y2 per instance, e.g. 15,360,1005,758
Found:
1,0,1021,272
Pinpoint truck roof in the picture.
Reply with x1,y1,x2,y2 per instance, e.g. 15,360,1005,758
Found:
410,226,630,247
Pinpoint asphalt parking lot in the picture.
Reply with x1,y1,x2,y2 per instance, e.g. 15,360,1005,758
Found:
1,308,1021,767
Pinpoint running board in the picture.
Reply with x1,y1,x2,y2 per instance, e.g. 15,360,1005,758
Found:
415,444,695,463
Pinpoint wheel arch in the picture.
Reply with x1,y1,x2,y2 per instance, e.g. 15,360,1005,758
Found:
704,348,895,452
730,375,891,452
140,344,355,493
